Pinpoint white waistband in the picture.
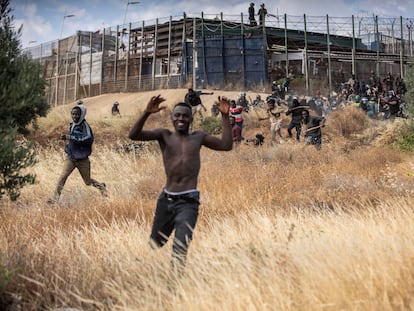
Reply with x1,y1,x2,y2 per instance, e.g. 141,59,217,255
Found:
163,188,198,195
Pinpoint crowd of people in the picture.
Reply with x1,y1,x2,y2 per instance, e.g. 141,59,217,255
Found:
333,71,408,120
48,72,408,278
220,91,327,149
209,71,409,150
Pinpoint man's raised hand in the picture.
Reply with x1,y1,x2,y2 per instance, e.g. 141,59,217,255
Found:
145,94,167,113
215,96,230,115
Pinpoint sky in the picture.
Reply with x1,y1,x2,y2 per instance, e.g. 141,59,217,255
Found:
9,0,414,49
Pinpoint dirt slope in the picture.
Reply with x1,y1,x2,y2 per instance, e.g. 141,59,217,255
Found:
39,88,407,150
59,88,267,120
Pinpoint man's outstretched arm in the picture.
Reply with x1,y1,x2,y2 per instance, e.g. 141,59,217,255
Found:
128,95,166,140
202,96,233,151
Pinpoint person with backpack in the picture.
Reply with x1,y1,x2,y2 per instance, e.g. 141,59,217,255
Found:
47,101,107,204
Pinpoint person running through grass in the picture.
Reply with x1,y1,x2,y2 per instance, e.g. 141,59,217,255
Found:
302,109,326,150
286,97,306,141
47,101,107,204
258,97,286,145
128,94,232,274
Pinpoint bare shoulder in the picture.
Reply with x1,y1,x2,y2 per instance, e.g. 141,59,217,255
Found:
191,130,208,138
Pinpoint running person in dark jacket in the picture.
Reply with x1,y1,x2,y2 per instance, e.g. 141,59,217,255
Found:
286,98,306,141
302,109,326,150
47,102,107,203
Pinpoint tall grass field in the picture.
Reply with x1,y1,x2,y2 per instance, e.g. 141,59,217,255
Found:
1,94,414,310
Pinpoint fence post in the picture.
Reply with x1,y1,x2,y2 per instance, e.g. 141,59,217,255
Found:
152,18,158,90
182,13,187,86
303,14,309,94
375,16,380,78
284,14,288,77
63,50,69,104
400,16,404,78
167,16,172,88
125,22,131,91
192,18,196,88
241,13,246,90
89,32,92,98
352,15,356,77
114,25,119,82
100,27,105,95
221,12,225,88
139,20,144,90
55,39,60,107
326,14,332,94
74,31,81,101
201,12,208,87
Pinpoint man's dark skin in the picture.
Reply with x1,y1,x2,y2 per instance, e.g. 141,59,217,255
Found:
128,94,233,193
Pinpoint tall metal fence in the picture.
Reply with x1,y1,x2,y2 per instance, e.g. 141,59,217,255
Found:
25,12,414,106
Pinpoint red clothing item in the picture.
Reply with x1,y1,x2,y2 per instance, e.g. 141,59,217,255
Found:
230,105,244,123
232,124,243,142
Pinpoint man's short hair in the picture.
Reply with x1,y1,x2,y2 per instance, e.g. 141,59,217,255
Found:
173,102,192,111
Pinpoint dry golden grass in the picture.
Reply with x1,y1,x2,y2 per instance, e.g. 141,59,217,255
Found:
1,91,414,310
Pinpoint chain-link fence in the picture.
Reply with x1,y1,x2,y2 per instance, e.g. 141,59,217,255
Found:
24,12,414,106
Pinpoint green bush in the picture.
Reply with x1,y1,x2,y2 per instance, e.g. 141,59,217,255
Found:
0,0,43,201
200,116,222,135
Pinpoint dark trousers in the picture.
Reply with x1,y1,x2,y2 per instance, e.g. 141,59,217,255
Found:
150,191,200,267
287,121,302,140
54,157,105,198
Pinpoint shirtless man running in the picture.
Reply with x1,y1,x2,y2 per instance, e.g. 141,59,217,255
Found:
128,94,232,272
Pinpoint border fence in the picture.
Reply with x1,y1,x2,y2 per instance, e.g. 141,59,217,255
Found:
25,12,414,106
